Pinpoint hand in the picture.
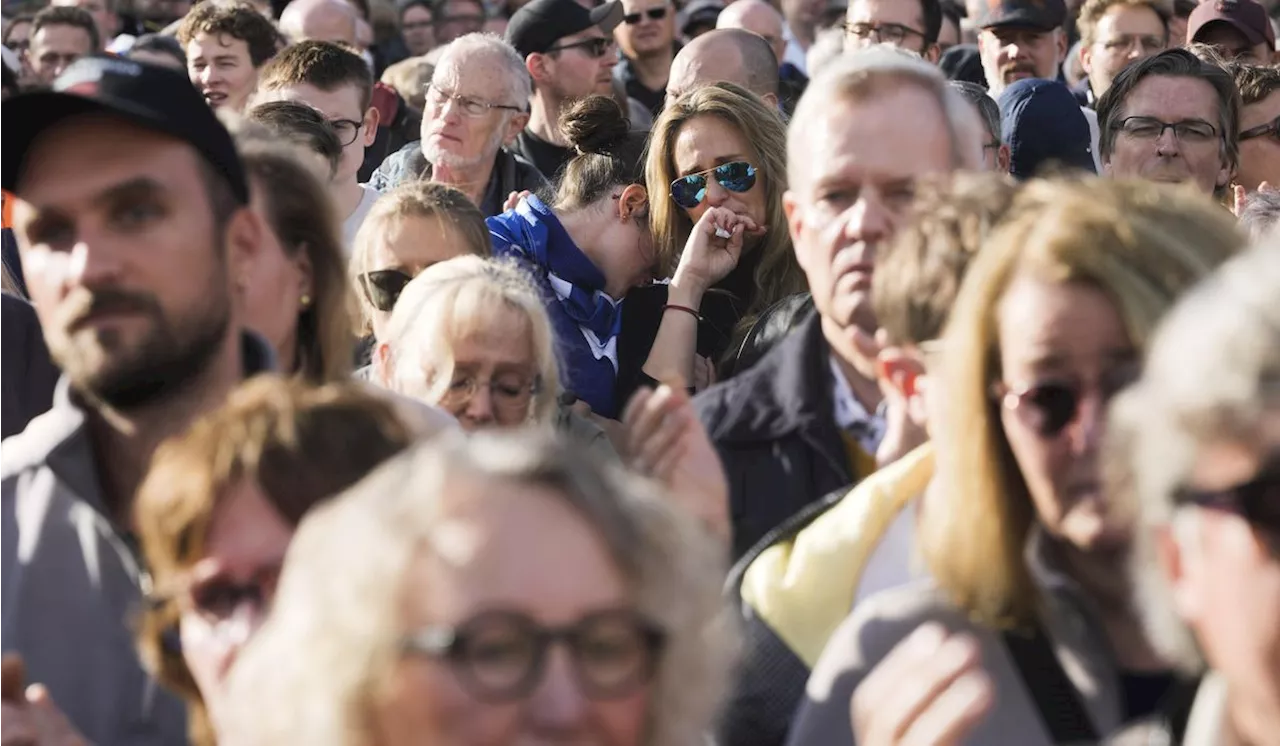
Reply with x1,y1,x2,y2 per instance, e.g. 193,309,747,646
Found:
1232,181,1274,217
673,207,765,293
691,355,717,392
503,190,532,212
623,385,730,543
1,656,89,746
851,624,993,746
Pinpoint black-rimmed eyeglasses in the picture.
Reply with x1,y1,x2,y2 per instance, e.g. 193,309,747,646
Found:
546,37,615,58
844,21,926,46
1175,465,1280,555
328,117,364,146
1241,116,1280,143
1115,116,1217,143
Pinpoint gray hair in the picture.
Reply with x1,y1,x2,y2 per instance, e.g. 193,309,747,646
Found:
222,429,736,746
1109,241,1280,674
789,45,976,184
949,80,1000,146
1239,189,1280,242
435,31,531,108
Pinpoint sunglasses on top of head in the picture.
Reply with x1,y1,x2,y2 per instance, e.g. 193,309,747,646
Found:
993,367,1139,438
623,6,667,24
360,269,414,312
669,161,757,209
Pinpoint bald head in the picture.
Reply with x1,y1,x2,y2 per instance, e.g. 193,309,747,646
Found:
666,28,780,106
280,0,358,47
717,0,785,64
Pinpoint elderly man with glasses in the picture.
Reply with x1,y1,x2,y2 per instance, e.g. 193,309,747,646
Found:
370,33,547,218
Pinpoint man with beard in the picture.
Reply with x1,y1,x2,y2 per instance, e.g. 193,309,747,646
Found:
1,56,272,746
1098,48,1239,198
505,0,625,181
977,0,1068,98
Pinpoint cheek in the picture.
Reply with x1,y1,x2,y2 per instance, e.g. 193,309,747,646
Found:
683,202,707,226
592,691,651,746
999,413,1071,524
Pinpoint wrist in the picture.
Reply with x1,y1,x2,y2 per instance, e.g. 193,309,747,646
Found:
668,274,708,304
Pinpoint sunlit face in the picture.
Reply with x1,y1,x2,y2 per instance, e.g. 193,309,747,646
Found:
615,0,675,59
1197,23,1273,65
844,0,932,56
366,216,481,342
401,3,436,57
27,23,95,85
1102,74,1231,196
179,479,294,735
421,54,524,170
187,32,258,113
671,114,768,230
785,88,952,366
241,180,312,371
541,28,616,101
978,26,1065,96
12,114,238,410
52,0,116,48
435,0,485,45
996,275,1138,553
255,82,376,188
372,476,651,746
1237,90,1280,193
428,307,540,430
1081,4,1167,100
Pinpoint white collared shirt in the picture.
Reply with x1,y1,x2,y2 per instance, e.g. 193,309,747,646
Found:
829,354,886,455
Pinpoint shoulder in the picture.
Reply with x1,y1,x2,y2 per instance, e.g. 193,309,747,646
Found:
505,149,550,191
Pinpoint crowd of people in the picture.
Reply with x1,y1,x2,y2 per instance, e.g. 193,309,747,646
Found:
2,0,1280,743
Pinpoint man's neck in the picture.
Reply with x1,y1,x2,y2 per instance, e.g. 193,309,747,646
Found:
822,316,883,414
629,48,674,93
87,332,245,529
433,157,497,208
336,177,365,219
527,93,570,147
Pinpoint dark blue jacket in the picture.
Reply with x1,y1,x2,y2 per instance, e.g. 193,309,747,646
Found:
487,196,622,418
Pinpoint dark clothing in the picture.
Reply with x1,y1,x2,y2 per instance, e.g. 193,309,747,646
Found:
1071,77,1096,109
998,78,1097,180
369,141,548,218
939,44,986,87
778,62,807,117
360,83,424,184
614,54,670,116
510,128,574,184
2,229,25,298
1,293,58,439
694,308,866,559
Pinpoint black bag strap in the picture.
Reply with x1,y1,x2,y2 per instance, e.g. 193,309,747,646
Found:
1001,625,1100,744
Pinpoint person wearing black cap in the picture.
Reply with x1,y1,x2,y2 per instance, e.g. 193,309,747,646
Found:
505,0,626,181
976,0,1069,97
1187,0,1276,64
1,56,277,746
679,0,725,43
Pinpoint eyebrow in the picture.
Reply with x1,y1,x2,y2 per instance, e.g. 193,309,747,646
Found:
94,177,169,208
680,153,746,177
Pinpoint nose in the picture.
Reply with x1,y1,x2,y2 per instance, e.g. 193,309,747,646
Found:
438,95,463,124
69,230,127,288
527,647,589,729
1065,391,1105,455
842,193,892,246
464,385,495,426
1155,127,1181,156
1125,43,1144,60
199,66,219,87
704,176,729,207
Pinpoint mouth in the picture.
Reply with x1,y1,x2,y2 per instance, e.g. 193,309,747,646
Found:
69,306,146,333
1001,67,1034,83
203,90,227,107
430,131,462,145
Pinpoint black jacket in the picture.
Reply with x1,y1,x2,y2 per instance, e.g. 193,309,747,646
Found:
368,141,548,218
2,293,59,440
693,307,864,560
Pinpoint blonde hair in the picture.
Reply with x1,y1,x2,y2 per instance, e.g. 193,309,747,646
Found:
349,181,491,336
380,256,559,423
646,82,806,342
920,178,1243,628
222,429,736,746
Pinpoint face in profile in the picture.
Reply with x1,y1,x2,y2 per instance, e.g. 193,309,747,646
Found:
372,475,656,746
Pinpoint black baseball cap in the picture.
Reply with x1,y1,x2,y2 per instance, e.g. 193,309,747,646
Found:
505,0,624,58
2,55,249,204
979,0,1066,30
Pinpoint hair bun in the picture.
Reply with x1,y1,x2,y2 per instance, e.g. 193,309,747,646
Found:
559,95,631,157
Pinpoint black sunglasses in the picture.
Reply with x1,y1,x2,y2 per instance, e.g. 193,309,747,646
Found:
1175,465,1280,553
360,269,414,312
994,368,1138,438
546,37,613,58
669,161,757,209
182,565,281,623
1241,116,1280,142
401,609,666,702
623,6,667,24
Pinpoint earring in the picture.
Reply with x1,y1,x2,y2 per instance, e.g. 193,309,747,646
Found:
300,294,312,309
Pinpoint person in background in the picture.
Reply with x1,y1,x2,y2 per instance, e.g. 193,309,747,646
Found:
1,291,60,440
951,79,1011,170
379,54,431,112
279,0,359,46
505,0,625,181
720,172,1017,746
1169,0,1196,48
998,77,1098,179
781,0,827,75
127,32,186,69
938,0,963,51
397,0,435,56
1098,48,1239,198
179,1,281,114
220,429,732,746
350,181,491,352
1231,62,1280,195
1075,0,1170,109
844,0,943,62
1238,188,1280,239
1105,243,1280,746
665,29,783,109
679,0,725,42
254,41,382,251
4,14,33,58
1187,0,1276,63
977,0,1068,98
614,0,678,115
435,0,487,45
245,99,345,180
790,176,1242,746
716,0,806,113
131,376,421,746
50,0,117,50
25,6,96,86
1,56,271,746
370,33,547,217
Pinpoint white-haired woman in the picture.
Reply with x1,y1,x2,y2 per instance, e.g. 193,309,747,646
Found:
220,429,736,746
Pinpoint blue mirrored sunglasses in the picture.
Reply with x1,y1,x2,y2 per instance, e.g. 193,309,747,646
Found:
669,161,757,209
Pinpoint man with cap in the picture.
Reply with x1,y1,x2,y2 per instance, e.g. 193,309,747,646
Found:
505,0,625,181
1,56,275,746
976,0,1068,97
1188,0,1276,64
679,0,725,43
998,77,1098,179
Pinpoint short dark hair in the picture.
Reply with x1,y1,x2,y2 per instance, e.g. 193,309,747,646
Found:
128,33,186,67
31,6,99,51
918,0,943,46
1097,48,1241,181
397,0,432,21
257,40,375,111
246,99,344,178
1227,61,1280,106
177,1,282,67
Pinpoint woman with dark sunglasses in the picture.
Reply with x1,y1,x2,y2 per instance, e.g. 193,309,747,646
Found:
219,430,734,746
787,178,1243,746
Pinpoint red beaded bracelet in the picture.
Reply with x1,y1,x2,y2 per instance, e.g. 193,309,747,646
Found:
663,303,703,322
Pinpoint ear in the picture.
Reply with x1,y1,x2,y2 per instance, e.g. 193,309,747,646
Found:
1217,158,1234,191
876,346,926,401
924,43,941,64
997,143,1011,173
504,110,529,146
762,91,780,110
362,105,380,147
294,244,314,300
225,206,267,303
618,183,648,220
526,52,549,86
783,189,807,267
1156,522,1199,622
374,341,395,388
1079,40,1093,75
1055,28,1068,64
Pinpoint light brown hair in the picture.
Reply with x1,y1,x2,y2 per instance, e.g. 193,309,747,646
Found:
1077,0,1171,46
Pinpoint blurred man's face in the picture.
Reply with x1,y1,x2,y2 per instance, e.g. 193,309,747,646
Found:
845,0,935,59
1238,89,1280,192
781,0,827,35
187,32,258,113
27,23,94,85
937,13,960,53
435,0,485,45
1081,3,1167,100
52,0,117,48
539,29,616,102
978,25,1066,96
400,4,436,57
615,0,675,59
1197,23,1274,64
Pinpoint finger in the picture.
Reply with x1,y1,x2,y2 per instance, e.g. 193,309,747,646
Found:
635,404,691,472
1,656,25,702
872,635,983,745
900,671,994,746
628,386,681,467
855,623,947,724
622,386,654,429
650,435,685,483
